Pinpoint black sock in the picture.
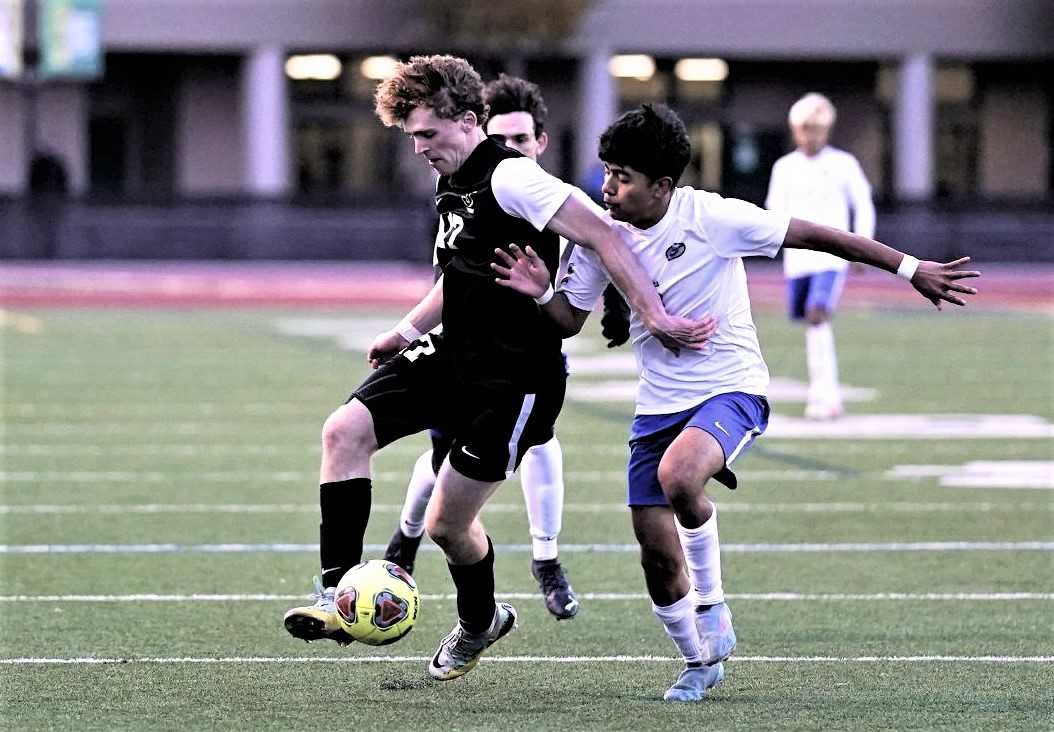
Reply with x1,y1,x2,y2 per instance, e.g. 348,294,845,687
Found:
447,536,496,634
319,478,371,588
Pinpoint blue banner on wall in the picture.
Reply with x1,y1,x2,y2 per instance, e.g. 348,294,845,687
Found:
38,0,103,79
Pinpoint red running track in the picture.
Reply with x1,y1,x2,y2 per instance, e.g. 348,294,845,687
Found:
0,260,1050,311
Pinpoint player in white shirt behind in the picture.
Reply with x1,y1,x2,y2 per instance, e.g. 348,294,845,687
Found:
766,93,877,419
492,104,978,702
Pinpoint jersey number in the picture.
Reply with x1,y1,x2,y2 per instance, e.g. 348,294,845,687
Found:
403,335,437,363
435,212,465,250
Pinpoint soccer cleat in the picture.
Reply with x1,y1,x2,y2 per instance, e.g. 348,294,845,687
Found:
428,602,517,681
662,662,725,702
531,558,580,620
283,576,354,645
804,401,843,420
383,527,423,576
695,602,736,665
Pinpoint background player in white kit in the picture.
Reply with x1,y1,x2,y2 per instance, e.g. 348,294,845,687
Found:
384,74,579,620
766,93,876,419
493,104,978,702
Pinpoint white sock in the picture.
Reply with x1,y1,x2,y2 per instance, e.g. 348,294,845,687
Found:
519,436,564,561
652,592,703,664
806,322,841,407
399,450,436,538
675,508,725,606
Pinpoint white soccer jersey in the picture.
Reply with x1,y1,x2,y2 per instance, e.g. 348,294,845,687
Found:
765,146,875,278
560,187,790,415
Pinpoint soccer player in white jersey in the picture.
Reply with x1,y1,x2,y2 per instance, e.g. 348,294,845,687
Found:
766,93,876,419
384,74,580,620
492,104,979,701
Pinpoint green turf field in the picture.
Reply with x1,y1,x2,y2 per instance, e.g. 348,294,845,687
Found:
2,305,1052,730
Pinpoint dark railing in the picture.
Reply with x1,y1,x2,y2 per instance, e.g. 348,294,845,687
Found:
1,196,1052,262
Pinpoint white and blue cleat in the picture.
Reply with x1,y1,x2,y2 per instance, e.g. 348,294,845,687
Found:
696,601,737,665
663,662,725,702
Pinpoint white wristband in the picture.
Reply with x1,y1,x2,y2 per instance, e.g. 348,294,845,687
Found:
395,318,423,343
534,284,555,306
896,254,920,281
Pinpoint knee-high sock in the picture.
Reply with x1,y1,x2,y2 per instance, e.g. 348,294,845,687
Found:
319,478,371,588
675,508,724,606
806,322,841,407
446,536,497,634
652,592,703,664
399,450,437,538
519,436,564,561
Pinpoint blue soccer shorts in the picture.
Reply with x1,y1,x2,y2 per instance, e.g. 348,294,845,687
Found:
786,269,847,321
626,392,769,506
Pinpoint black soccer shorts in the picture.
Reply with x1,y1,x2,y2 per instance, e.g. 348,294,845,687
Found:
349,334,566,483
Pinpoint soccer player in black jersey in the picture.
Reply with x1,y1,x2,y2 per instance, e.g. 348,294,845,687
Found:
383,73,580,621
283,54,715,681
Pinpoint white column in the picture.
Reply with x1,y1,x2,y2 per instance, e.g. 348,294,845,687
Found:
575,46,617,188
893,53,934,201
242,45,290,197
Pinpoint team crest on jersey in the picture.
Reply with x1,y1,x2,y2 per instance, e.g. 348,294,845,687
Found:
560,262,575,286
460,194,475,214
665,242,686,260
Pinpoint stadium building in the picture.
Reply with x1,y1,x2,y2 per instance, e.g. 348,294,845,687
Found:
1,0,1051,259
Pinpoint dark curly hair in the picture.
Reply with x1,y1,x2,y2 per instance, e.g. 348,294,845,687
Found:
598,104,691,184
374,54,488,128
483,73,548,137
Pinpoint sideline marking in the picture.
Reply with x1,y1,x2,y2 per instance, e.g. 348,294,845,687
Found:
2,541,1052,555
0,310,43,334
887,461,1054,490
1,501,1050,515
568,377,877,404
1,592,1050,603
6,413,1052,439
0,470,837,483
2,655,1051,665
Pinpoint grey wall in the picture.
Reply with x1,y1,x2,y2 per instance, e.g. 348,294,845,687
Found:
177,66,245,195
579,0,1054,58
0,83,24,194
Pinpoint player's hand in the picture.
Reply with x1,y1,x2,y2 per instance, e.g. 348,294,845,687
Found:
909,256,980,310
491,244,551,298
366,330,409,369
601,283,631,348
645,313,718,355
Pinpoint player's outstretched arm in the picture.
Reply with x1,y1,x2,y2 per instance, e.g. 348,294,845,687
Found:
783,218,980,309
366,275,444,368
544,194,713,351
492,245,590,336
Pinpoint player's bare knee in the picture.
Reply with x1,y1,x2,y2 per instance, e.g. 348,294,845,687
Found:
805,307,829,325
639,546,682,584
657,457,717,502
320,404,375,460
423,511,461,550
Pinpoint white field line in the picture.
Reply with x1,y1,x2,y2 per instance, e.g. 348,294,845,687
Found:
2,502,1045,518
6,414,1052,440
2,655,1051,666
1,592,1050,603
2,541,1052,555
0,470,839,483
1,501,1051,515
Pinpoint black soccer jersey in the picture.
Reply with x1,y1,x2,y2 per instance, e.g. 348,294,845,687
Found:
432,138,565,390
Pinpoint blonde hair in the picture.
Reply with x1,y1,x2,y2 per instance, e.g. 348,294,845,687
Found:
788,93,836,129
374,54,487,128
